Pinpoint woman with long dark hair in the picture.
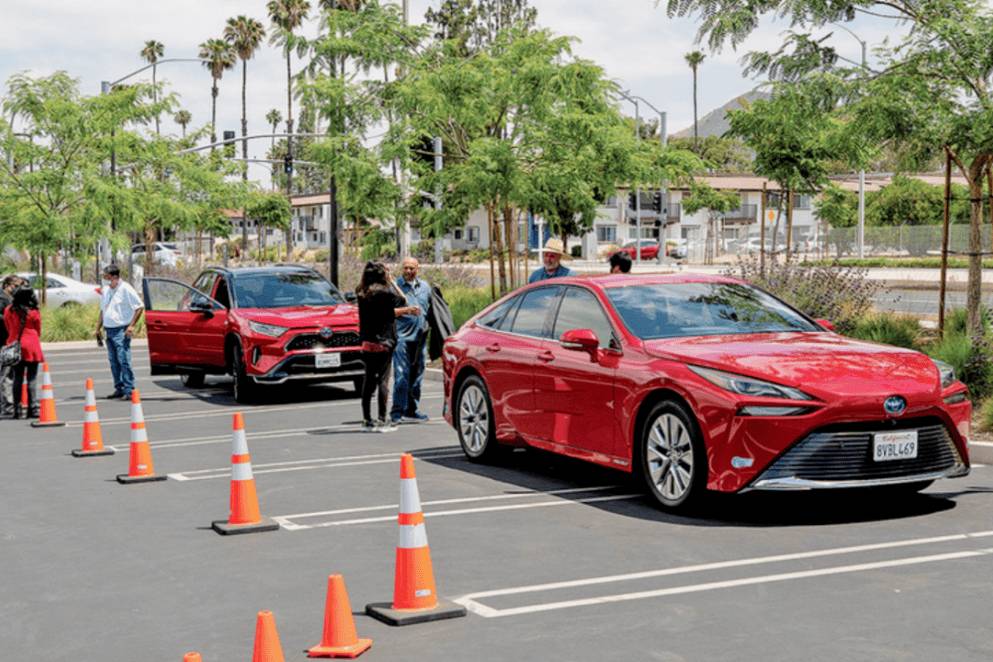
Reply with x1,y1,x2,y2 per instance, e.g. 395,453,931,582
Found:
356,261,420,432
3,286,43,420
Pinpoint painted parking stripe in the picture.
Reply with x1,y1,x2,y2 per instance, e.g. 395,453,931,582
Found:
274,486,639,531
66,392,443,427
168,448,462,481
455,530,993,617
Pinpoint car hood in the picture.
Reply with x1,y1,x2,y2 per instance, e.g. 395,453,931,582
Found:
645,332,941,399
238,304,358,329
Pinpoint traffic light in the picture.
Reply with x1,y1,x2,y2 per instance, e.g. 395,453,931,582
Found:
222,130,236,158
652,191,664,213
283,154,293,175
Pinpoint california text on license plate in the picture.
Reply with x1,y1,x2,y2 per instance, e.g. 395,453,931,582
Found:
315,352,342,369
872,430,918,462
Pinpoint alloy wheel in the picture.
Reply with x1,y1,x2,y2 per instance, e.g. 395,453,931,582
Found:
646,412,695,502
459,383,489,454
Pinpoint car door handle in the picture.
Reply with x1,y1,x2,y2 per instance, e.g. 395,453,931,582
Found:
486,343,501,353
150,320,166,326
537,350,555,362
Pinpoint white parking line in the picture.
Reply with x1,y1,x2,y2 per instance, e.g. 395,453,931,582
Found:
273,486,639,531
67,392,443,428
168,448,463,481
455,530,993,617
49,365,150,377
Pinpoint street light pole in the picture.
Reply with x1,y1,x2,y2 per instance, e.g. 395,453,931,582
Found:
832,23,868,258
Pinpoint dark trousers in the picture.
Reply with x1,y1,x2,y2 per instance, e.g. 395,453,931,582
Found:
12,361,39,416
361,350,393,423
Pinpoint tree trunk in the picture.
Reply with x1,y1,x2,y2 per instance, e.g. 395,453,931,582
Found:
153,64,159,136
487,204,496,300
285,49,295,261
492,203,507,294
772,198,783,257
785,188,794,259
145,223,156,276
210,83,218,147
196,228,203,266
40,254,47,306
241,60,249,253
692,67,699,146
967,177,984,337
503,205,515,289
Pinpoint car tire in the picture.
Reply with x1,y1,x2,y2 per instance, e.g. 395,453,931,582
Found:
181,371,206,388
637,399,707,511
455,376,502,462
230,342,256,404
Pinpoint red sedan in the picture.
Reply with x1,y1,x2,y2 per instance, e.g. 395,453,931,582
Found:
615,240,661,261
442,274,971,510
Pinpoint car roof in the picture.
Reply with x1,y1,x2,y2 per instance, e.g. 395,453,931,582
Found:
553,272,745,291
202,265,320,278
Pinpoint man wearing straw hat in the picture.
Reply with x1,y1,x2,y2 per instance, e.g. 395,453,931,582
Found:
528,238,573,283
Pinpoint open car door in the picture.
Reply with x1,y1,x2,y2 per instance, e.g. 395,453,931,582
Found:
143,278,228,374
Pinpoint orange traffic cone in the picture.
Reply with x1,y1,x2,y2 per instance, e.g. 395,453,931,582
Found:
116,390,166,484
307,575,372,658
251,611,285,662
72,378,114,457
365,453,466,626
20,381,27,408
211,413,278,535
183,653,202,662
31,363,66,428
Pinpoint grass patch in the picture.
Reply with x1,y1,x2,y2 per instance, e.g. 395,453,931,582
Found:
926,333,993,401
848,313,922,350
446,287,495,329
978,399,993,433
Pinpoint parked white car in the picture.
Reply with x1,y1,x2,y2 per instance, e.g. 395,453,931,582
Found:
131,242,183,268
17,272,102,307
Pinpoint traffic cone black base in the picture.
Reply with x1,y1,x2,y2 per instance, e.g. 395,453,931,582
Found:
211,518,279,536
364,601,466,627
116,473,167,484
72,447,116,457
31,420,66,428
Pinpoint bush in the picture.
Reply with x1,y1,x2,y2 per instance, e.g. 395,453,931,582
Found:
40,303,146,342
413,240,436,261
723,253,883,335
978,398,993,433
926,333,993,400
944,307,992,338
849,313,922,350
446,287,494,329
804,257,993,269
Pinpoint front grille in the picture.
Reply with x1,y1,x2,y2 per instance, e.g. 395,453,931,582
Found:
286,331,360,351
755,418,961,483
284,351,364,374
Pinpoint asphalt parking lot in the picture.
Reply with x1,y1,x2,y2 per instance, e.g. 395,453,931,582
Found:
4,344,993,661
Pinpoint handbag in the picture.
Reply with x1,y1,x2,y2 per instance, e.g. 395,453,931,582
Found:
0,315,25,368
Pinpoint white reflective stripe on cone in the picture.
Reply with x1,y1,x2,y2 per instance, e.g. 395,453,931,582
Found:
85,390,96,406
42,371,52,387
231,428,249,456
39,388,53,400
85,409,99,422
400,478,422,514
132,427,148,443
398,523,429,549
131,404,144,423
231,461,254,481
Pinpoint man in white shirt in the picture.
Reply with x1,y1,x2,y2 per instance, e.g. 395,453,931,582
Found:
95,265,144,399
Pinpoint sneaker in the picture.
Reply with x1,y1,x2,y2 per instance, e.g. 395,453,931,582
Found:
377,419,398,433
105,391,124,400
402,412,430,423
361,419,378,432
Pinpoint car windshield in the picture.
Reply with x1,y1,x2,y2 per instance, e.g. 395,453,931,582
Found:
605,282,820,339
232,272,344,309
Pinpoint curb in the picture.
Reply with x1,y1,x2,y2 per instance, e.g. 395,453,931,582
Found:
970,440,993,465
44,339,149,351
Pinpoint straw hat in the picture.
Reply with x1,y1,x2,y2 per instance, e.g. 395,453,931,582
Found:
541,238,570,259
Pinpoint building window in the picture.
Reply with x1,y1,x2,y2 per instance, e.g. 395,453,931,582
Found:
467,226,480,243
596,225,617,242
454,228,464,240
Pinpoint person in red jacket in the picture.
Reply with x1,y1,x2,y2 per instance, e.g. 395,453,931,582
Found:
3,287,43,420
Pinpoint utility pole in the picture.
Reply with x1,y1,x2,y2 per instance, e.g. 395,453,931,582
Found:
634,100,642,264
938,150,952,334
433,137,443,264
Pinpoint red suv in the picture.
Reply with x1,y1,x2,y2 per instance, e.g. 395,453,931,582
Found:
143,266,363,402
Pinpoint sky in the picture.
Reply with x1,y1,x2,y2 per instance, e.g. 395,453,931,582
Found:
1,0,900,181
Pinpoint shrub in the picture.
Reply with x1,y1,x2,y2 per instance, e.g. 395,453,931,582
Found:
979,398,993,433
40,303,146,342
849,313,922,350
446,287,494,329
723,253,883,335
944,307,992,338
926,333,993,400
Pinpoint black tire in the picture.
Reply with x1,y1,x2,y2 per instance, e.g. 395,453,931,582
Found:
181,371,205,388
230,342,256,404
636,399,707,511
455,376,502,462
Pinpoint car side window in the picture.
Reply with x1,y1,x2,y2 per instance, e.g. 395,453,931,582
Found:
554,287,616,349
45,277,64,289
213,277,231,309
478,295,520,331
193,272,216,296
510,287,562,338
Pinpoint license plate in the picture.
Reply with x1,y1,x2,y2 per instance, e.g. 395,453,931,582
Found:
315,353,341,369
872,430,918,462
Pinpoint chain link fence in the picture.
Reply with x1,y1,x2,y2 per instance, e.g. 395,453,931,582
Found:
826,225,993,259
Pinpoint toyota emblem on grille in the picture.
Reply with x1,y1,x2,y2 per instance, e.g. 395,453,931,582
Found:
319,327,333,339
883,396,906,416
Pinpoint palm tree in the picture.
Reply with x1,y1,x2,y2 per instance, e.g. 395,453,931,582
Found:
198,38,236,149
224,15,267,251
140,40,165,134
265,108,283,190
174,109,192,137
268,1,310,258
684,50,705,146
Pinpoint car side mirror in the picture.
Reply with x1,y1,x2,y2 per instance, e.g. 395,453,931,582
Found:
190,298,214,318
560,328,600,360
815,318,835,332
344,291,357,304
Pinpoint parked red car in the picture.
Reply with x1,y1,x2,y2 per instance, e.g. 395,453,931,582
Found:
442,274,971,510
615,240,661,261
143,266,363,403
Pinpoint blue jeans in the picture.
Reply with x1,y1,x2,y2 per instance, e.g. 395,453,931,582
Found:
105,326,135,395
390,332,427,421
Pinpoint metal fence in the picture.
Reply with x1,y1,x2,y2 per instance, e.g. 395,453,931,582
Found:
826,225,993,259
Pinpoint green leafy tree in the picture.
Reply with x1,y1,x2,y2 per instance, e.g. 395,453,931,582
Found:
140,40,165,135
174,109,192,138
198,38,236,148
246,190,292,256
681,181,740,263
424,0,537,55
669,135,752,172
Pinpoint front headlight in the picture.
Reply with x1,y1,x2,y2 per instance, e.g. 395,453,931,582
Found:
932,359,956,389
688,365,812,400
248,320,289,338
